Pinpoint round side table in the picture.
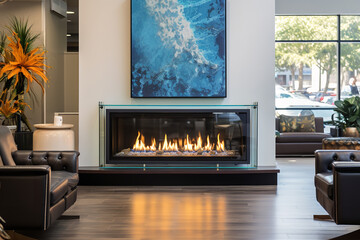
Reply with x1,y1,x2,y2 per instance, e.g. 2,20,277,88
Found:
33,124,75,151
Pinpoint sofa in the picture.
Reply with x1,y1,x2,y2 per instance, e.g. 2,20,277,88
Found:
315,150,360,224
276,117,331,156
0,126,80,230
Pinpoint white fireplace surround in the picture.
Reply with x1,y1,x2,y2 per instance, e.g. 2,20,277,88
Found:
79,0,276,167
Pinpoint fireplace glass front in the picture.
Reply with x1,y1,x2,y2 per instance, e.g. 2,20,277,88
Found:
102,107,256,166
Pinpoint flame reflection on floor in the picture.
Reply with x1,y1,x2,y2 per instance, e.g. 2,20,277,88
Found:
131,193,226,239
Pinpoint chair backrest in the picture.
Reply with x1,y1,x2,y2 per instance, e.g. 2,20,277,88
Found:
0,126,17,166
315,150,360,174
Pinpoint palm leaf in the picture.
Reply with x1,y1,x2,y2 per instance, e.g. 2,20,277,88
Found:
0,31,6,55
7,17,40,54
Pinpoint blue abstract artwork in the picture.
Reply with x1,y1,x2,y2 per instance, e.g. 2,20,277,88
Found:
131,0,226,98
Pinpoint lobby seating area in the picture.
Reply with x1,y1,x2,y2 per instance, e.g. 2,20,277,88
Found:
2,0,360,239
4,157,357,240
0,126,79,230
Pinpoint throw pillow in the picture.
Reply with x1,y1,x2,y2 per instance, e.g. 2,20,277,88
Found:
279,114,316,132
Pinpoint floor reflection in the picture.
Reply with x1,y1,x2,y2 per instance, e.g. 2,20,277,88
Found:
131,193,226,239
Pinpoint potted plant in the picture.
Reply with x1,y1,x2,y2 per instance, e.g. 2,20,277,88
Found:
0,17,48,132
332,96,360,137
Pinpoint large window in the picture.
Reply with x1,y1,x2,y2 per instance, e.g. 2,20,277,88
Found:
275,16,360,123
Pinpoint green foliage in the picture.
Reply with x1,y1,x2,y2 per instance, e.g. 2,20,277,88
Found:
275,16,360,92
275,16,337,90
0,17,41,131
275,16,337,41
0,31,5,55
7,17,40,54
0,31,6,89
332,96,360,131
341,16,360,40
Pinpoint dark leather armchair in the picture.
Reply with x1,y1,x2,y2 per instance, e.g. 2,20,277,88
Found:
0,126,79,230
315,150,360,224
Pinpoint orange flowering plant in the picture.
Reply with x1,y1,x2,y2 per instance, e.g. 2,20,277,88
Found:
0,90,29,123
0,17,48,130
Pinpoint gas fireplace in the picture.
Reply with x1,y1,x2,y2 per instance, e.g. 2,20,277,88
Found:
99,105,257,166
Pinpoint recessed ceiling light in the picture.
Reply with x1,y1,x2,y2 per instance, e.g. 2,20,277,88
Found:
67,34,71,37
66,11,75,14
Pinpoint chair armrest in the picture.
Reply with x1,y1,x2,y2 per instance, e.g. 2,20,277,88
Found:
332,161,360,224
0,165,50,175
333,162,360,173
0,166,51,229
12,151,79,173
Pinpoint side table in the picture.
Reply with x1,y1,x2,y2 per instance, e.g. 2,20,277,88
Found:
33,124,75,151
322,137,360,150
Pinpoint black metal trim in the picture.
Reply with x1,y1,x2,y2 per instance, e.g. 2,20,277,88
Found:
105,108,251,165
79,172,278,186
130,0,227,98
276,40,360,43
276,40,338,43
337,15,341,100
276,107,334,110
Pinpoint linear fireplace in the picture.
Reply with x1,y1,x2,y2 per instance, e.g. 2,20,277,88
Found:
99,104,258,167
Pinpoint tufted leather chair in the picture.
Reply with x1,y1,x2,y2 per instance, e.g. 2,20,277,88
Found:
0,126,80,230
315,150,360,224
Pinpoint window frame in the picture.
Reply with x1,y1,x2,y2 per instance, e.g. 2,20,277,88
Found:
275,15,360,111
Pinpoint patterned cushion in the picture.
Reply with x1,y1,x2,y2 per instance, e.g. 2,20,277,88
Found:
279,114,316,132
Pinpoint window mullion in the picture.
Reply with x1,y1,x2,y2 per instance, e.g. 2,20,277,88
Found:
337,15,341,101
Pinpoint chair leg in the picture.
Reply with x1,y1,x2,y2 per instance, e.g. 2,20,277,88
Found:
313,214,333,221
58,215,80,220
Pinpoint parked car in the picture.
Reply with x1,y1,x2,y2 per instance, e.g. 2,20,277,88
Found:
276,85,334,121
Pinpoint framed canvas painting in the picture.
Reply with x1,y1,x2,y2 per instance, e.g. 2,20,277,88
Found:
131,0,226,98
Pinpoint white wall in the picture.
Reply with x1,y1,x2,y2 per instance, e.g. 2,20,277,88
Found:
276,0,360,15
64,52,79,112
44,0,67,123
79,0,275,167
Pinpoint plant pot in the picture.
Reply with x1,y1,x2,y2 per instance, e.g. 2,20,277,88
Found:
343,127,360,138
5,125,17,134
14,131,33,150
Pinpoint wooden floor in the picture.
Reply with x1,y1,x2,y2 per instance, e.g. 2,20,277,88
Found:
18,158,360,240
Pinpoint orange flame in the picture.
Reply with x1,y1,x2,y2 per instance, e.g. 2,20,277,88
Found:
133,131,146,151
204,135,213,151
132,131,226,153
216,133,225,152
184,134,193,151
150,138,156,151
162,134,168,151
161,134,179,151
194,132,203,151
